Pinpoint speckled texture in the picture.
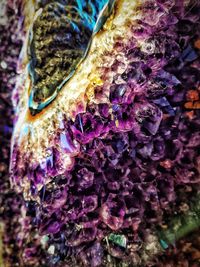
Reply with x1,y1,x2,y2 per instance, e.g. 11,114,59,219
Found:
11,0,141,197
1,0,200,266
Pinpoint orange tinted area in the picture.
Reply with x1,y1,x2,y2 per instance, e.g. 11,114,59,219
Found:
186,90,199,101
194,39,200,49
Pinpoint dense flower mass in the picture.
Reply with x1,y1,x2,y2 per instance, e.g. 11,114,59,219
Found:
1,0,200,266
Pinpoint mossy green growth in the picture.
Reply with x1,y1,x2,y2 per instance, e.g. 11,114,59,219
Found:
158,194,200,248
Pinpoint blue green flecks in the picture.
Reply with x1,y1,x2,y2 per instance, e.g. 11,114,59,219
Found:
108,233,127,248
159,239,169,249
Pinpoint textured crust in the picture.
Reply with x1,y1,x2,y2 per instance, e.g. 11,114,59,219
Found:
10,0,141,198
5,0,200,266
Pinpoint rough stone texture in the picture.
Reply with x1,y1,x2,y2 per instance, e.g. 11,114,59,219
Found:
1,0,200,266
